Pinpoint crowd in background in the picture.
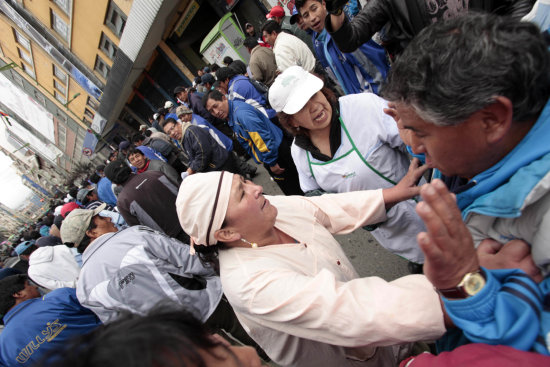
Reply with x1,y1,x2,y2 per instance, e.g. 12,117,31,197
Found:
1,1,550,366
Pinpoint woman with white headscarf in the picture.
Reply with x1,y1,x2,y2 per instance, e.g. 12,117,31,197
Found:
176,170,446,367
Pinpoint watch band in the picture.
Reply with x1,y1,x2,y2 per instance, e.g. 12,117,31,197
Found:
436,269,486,299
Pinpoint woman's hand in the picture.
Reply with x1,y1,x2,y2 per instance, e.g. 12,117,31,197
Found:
382,158,427,208
270,163,285,175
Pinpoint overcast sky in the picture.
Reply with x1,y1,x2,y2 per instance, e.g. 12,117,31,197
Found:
0,151,33,209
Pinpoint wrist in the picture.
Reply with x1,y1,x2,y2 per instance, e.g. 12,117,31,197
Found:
436,268,486,299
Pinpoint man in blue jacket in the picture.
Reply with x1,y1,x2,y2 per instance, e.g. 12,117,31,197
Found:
0,275,100,366
382,14,550,355
295,0,389,95
205,90,303,195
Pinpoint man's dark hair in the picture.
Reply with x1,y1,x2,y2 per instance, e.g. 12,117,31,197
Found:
261,20,281,35
144,130,152,137
243,36,259,50
131,134,145,144
215,67,237,83
222,56,233,66
68,187,79,200
294,0,317,11
104,160,133,185
381,13,550,126
89,173,101,185
127,147,144,157
228,60,247,75
204,90,225,107
210,64,220,73
23,230,40,241
160,117,177,129
20,244,38,257
0,275,28,316
43,306,239,367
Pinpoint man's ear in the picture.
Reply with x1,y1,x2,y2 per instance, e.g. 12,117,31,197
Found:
214,228,240,244
481,96,513,144
13,290,25,299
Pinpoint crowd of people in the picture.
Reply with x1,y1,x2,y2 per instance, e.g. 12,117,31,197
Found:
1,1,549,366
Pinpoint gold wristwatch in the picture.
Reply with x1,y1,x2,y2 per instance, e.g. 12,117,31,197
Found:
436,269,486,299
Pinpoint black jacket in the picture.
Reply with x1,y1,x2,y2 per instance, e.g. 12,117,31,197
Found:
326,0,534,57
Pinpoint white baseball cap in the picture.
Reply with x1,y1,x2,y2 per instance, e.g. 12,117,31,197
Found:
269,65,324,114
164,101,174,109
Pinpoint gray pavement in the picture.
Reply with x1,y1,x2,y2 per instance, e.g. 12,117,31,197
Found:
249,161,411,281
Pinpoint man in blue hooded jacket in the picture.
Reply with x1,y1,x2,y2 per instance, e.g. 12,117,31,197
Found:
382,13,550,355
0,275,100,366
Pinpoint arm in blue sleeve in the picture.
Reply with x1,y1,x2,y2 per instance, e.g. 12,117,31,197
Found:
236,106,281,166
442,267,548,354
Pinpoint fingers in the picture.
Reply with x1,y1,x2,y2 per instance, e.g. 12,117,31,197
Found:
419,180,466,239
477,238,503,255
417,231,443,260
416,201,450,251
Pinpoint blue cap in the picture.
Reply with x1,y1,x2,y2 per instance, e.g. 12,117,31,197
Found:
165,113,178,121
290,7,300,24
201,73,215,85
15,240,35,255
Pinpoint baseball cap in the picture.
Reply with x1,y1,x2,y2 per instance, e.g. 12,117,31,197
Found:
15,240,35,255
60,203,107,245
201,73,215,85
245,22,253,29
119,141,130,151
164,101,174,109
76,188,93,203
267,5,284,19
176,105,193,116
60,202,80,218
165,113,178,121
173,86,186,97
290,7,301,25
104,160,132,185
203,66,211,73
269,65,324,114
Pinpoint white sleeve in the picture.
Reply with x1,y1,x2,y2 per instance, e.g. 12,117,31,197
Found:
291,143,322,193
229,266,445,347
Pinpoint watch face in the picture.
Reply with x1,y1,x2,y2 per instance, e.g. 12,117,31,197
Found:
464,273,486,295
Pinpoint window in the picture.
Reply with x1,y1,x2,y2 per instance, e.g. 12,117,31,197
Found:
12,71,24,87
84,108,94,120
52,0,70,15
14,29,30,51
21,62,35,78
53,64,67,84
51,9,69,41
94,55,110,79
18,48,33,65
54,79,65,93
86,96,99,110
99,32,117,60
105,1,126,37
55,90,66,104
57,123,67,150
34,90,46,106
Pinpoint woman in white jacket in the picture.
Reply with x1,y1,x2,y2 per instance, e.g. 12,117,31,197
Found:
269,66,425,264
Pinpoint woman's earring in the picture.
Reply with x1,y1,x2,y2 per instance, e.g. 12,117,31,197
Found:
241,238,258,248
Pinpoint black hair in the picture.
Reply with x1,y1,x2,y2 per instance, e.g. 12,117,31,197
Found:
228,60,247,75
89,173,101,184
261,20,281,35
127,147,144,157
203,90,225,108
0,275,28,316
215,67,237,83
20,244,38,257
160,117,177,129
68,187,79,200
144,130,152,137
222,56,233,66
210,64,220,73
243,36,258,50
42,305,239,367
131,134,145,144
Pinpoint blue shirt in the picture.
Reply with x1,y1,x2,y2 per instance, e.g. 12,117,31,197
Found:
0,288,101,366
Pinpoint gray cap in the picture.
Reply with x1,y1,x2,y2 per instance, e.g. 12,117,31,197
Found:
60,203,106,245
76,188,93,203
